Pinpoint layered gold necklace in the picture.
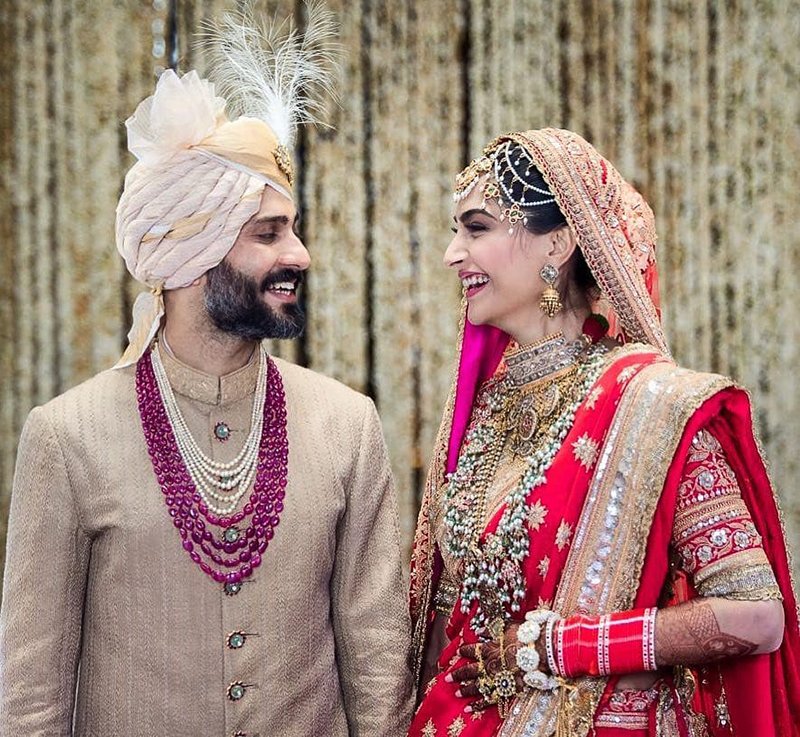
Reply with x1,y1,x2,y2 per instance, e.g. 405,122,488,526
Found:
442,331,607,633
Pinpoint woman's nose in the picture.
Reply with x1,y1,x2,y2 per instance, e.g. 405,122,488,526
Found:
443,235,466,268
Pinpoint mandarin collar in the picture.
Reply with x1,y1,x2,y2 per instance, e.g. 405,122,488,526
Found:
157,341,261,406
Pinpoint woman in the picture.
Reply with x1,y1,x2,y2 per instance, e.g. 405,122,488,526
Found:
408,129,800,737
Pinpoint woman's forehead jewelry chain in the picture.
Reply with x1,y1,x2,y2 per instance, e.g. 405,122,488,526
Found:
453,139,557,242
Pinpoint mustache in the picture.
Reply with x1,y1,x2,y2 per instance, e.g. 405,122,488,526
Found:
260,268,306,292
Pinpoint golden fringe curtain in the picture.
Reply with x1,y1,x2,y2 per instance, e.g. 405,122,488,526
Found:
1,0,798,582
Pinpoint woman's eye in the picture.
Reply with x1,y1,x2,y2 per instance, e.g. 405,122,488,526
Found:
466,222,487,233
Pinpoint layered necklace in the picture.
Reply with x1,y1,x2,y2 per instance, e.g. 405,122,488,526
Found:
442,332,608,634
136,342,289,587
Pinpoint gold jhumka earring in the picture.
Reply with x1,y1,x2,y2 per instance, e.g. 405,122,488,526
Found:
539,264,562,317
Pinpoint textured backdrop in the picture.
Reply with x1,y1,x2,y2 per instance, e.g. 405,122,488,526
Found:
1,0,799,583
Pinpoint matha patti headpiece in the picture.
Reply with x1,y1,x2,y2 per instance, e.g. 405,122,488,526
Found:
454,138,558,229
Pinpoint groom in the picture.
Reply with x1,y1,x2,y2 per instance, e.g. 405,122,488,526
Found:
0,7,413,737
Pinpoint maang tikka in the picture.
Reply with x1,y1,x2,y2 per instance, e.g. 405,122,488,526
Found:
539,264,562,317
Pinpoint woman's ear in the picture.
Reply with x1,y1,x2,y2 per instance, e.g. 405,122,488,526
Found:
546,226,578,269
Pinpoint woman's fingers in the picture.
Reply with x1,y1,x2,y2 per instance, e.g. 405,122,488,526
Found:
456,680,480,698
451,663,480,683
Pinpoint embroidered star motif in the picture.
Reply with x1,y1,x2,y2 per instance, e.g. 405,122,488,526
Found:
527,499,548,530
422,719,437,736
585,386,604,409
538,555,550,578
572,434,600,471
448,716,466,736
617,364,641,384
537,596,554,609
470,709,485,720
425,675,438,695
556,520,573,551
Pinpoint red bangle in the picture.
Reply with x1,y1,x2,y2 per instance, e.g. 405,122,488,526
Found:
553,607,658,677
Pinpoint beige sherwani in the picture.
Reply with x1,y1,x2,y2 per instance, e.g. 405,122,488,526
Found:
0,349,413,736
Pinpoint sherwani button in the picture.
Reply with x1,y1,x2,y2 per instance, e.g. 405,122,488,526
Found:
224,582,242,596
214,421,231,441
228,682,246,700
227,631,246,649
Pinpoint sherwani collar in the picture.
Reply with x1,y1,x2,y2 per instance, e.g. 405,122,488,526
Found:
158,340,261,406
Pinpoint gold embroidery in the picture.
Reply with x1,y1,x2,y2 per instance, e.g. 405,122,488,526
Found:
447,716,466,736
538,556,550,578
585,386,604,409
555,520,573,551
617,364,641,383
527,499,548,530
572,434,600,471
698,562,783,601
421,718,437,736
671,429,782,601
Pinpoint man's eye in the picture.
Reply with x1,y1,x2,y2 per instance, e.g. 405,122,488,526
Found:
256,232,278,243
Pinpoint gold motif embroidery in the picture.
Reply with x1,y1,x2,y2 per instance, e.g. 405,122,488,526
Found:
572,434,600,471
555,520,573,551
447,716,466,736
594,686,659,730
585,386,604,409
617,364,641,384
538,556,550,578
527,499,548,530
421,718,437,737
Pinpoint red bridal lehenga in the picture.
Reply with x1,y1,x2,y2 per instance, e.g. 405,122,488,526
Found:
408,129,800,737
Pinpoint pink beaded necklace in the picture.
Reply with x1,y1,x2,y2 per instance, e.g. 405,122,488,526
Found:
136,347,288,587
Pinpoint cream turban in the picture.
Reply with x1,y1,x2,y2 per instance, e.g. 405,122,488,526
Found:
114,69,296,368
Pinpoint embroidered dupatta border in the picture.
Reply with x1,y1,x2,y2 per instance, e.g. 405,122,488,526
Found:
499,362,734,737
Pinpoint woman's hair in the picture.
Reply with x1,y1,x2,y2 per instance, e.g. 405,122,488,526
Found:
498,142,597,298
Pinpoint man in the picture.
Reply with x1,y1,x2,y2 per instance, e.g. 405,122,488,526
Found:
0,8,413,736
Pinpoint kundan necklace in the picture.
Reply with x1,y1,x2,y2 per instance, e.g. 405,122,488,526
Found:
442,331,608,633
136,342,289,587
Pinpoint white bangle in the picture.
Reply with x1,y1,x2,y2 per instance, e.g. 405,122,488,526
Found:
516,608,560,691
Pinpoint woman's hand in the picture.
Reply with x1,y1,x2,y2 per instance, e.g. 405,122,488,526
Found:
447,622,535,712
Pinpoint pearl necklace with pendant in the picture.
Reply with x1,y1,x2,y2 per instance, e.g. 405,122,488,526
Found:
150,342,267,516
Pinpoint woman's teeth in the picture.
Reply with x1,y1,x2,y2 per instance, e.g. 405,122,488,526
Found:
462,274,489,289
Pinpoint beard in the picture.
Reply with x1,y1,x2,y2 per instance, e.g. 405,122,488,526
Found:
203,259,306,341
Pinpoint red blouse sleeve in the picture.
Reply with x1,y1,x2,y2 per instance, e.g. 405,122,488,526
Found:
671,429,782,601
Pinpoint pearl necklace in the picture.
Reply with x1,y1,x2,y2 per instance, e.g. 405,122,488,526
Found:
150,342,267,516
